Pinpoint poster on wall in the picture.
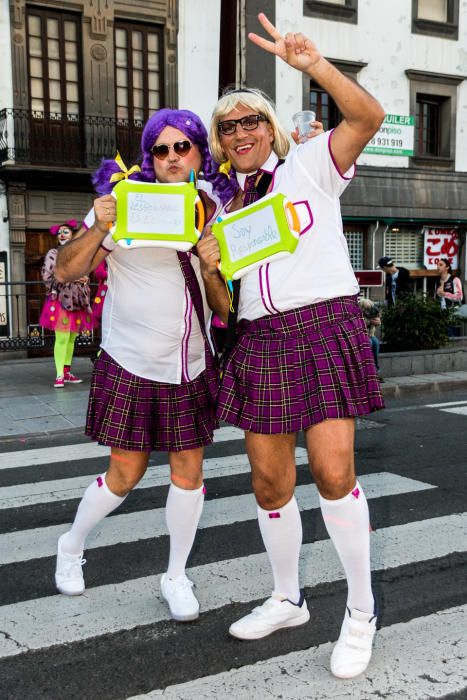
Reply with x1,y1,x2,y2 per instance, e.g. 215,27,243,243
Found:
363,115,414,156
423,227,460,269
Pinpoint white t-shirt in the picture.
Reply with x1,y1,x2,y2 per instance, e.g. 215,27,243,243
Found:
84,181,221,383
228,131,360,321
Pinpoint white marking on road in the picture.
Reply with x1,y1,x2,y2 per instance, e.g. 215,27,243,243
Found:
440,406,467,416
0,513,464,658
0,472,435,564
0,426,244,471
127,605,467,699
0,449,308,509
425,399,467,408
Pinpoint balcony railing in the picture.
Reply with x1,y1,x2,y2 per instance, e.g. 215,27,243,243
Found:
0,108,144,169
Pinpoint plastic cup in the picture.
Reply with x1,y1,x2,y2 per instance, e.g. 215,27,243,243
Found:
292,110,316,143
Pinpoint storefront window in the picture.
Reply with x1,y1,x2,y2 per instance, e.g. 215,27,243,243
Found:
344,229,364,269
384,228,424,269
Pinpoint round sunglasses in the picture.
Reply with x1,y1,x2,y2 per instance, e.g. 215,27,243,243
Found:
217,114,267,136
150,140,193,160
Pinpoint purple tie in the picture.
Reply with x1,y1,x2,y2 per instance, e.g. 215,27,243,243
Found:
243,173,259,206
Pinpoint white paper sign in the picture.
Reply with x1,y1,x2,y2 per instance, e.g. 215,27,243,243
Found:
223,207,281,262
423,227,460,269
127,192,186,234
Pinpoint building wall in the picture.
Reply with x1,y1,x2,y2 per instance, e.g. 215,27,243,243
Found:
0,0,13,260
177,0,220,128
275,0,467,170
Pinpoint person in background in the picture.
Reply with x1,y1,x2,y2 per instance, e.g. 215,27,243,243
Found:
436,258,463,309
39,219,93,388
378,256,411,306
358,297,382,381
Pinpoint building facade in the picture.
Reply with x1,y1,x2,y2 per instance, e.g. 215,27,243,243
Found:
232,0,467,301
1,0,466,348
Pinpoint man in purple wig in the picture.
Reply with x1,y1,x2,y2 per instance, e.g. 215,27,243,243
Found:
53,108,231,622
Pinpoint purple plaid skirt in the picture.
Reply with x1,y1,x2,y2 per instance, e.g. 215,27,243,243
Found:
86,350,218,452
217,296,384,433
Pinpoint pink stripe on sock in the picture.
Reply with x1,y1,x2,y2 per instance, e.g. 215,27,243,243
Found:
269,512,280,519
97,476,104,487
203,486,207,495
352,487,360,499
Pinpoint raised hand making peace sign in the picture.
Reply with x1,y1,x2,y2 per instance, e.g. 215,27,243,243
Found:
248,13,322,73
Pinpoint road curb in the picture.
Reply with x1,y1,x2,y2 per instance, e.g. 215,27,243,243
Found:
382,378,467,399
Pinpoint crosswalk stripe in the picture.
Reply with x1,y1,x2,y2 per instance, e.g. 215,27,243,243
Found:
0,426,244,471
0,448,307,510
127,604,467,699
440,406,467,415
425,399,467,408
0,513,464,659
0,472,435,565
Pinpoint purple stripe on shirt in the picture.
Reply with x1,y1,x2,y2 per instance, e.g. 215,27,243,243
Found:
259,266,273,314
328,129,356,181
181,285,191,382
265,264,280,313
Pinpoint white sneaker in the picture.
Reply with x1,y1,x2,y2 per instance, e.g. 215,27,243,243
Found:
330,607,377,679
55,533,86,596
160,574,200,622
229,592,310,640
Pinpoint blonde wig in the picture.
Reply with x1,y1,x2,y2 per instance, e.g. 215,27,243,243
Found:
209,88,290,164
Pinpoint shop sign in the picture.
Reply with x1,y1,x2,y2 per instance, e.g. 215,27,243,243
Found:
423,227,460,269
354,270,384,287
363,114,414,156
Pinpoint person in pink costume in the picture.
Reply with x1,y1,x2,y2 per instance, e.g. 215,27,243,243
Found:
39,219,94,388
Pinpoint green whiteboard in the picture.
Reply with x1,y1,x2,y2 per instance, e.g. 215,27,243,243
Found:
111,179,202,251
212,193,300,281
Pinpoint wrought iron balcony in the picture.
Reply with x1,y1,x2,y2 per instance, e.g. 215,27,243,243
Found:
0,108,144,169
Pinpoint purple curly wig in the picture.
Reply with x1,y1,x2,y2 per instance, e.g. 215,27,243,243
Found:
140,108,236,203
92,158,144,196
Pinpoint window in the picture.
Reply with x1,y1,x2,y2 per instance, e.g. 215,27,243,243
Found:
385,229,424,270
417,0,447,21
26,8,82,116
406,69,461,168
344,229,364,269
114,21,164,122
303,61,366,130
304,0,358,24
412,0,459,39
416,95,444,156
307,83,341,131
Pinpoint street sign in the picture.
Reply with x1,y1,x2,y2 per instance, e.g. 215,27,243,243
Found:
363,114,414,156
355,270,384,287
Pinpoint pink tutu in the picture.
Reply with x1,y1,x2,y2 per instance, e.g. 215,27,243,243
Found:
39,296,94,333
91,280,108,323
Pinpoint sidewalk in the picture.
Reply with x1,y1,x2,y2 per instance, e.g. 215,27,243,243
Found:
1,355,467,440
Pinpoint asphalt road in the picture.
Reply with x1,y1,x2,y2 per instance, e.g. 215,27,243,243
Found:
0,390,466,699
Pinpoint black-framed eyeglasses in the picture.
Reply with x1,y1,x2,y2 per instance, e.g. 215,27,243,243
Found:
150,140,193,160
217,114,267,136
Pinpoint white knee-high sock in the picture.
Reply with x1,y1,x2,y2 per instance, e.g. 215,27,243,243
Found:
165,482,204,579
319,481,373,613
257,496,302,604
62,473,126,555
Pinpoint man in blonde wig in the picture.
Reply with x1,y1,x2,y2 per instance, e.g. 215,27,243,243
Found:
198,13,385,679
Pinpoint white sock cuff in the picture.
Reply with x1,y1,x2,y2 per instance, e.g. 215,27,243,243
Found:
97,473,126,503
257,495,298,519
319,481,363,507
169,482,204,497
